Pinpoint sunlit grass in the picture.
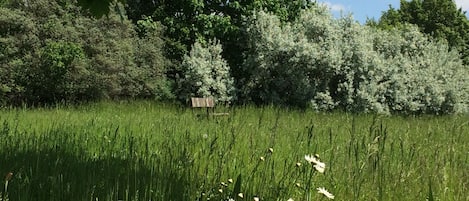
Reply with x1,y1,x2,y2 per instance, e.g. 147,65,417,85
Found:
0,101,468,200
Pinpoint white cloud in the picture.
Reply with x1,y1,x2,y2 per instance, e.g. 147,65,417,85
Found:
320,1,347,12
455,0,469,11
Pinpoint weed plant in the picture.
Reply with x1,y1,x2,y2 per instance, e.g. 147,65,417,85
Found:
0,101,468,200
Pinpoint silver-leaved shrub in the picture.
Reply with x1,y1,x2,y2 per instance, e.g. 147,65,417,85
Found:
178,39,235,103
242,5,469,114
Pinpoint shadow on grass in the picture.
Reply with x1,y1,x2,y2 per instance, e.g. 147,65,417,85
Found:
0,148,192,201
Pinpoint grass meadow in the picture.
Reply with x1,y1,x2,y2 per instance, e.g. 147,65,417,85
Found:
0,101,468,201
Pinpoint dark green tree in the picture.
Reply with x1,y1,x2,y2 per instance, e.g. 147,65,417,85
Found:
370,0,469,64
0,0,171,105
76,0,125,17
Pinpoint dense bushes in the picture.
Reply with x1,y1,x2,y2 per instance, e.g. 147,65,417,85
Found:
0,7,39,105
1,1,468,114
0,0,170,105
241,6,469,114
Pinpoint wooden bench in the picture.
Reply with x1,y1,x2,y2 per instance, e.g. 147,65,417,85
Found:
191,97,229,117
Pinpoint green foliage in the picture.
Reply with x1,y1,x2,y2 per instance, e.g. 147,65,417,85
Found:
0,0,171,105
371,25,469,114
242,6,469,114
0,7,39,105
0,0,8,7
125,0,316,87
134,17,174,100
19,41,86,104
241,10,318,107
178,39,235,103
371,0,469,64
77,0,126,17
136,16,159,37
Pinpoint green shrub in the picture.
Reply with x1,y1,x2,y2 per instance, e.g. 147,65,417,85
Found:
177,39,235,103
0,0,172,105
0,7,39,105
242,5,469,114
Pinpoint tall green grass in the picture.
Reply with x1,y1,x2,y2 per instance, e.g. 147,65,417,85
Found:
0,101,468,200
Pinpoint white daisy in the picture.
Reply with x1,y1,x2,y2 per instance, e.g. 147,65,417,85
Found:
317,187,335,199
313,161,326,173
305,154,326,173
304,154,320,164
238,193,244,198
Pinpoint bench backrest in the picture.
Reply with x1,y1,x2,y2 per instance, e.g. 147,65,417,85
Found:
191,97,215,108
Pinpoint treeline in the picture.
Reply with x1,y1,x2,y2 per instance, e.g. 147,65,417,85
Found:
1,0,469,114
0,0,171,105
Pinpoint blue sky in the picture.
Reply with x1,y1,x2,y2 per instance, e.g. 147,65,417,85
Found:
316,0,469,24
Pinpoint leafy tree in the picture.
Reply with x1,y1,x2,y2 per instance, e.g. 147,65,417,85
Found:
177,39,235,103
0,0,171,105
134,16,174,100
241,9,323,107
125,0,316,95
76,0,319,103
243,6,469,114
76,0,125,17
370,0,469,64
0,7,39,105
0,0,8,7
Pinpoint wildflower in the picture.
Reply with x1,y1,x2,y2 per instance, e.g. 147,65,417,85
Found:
313,161,326,173
287,198,294,201
228,199,235,201
295,183,301,188
221,182,228,187
317,187,335,199
253,196,260,201
260,156,265,161
304,154,320,164
238,193,244,198
295,162,302,167
228,178,233,183
268,148,274,153
218,189,223,193
305,154,326,173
